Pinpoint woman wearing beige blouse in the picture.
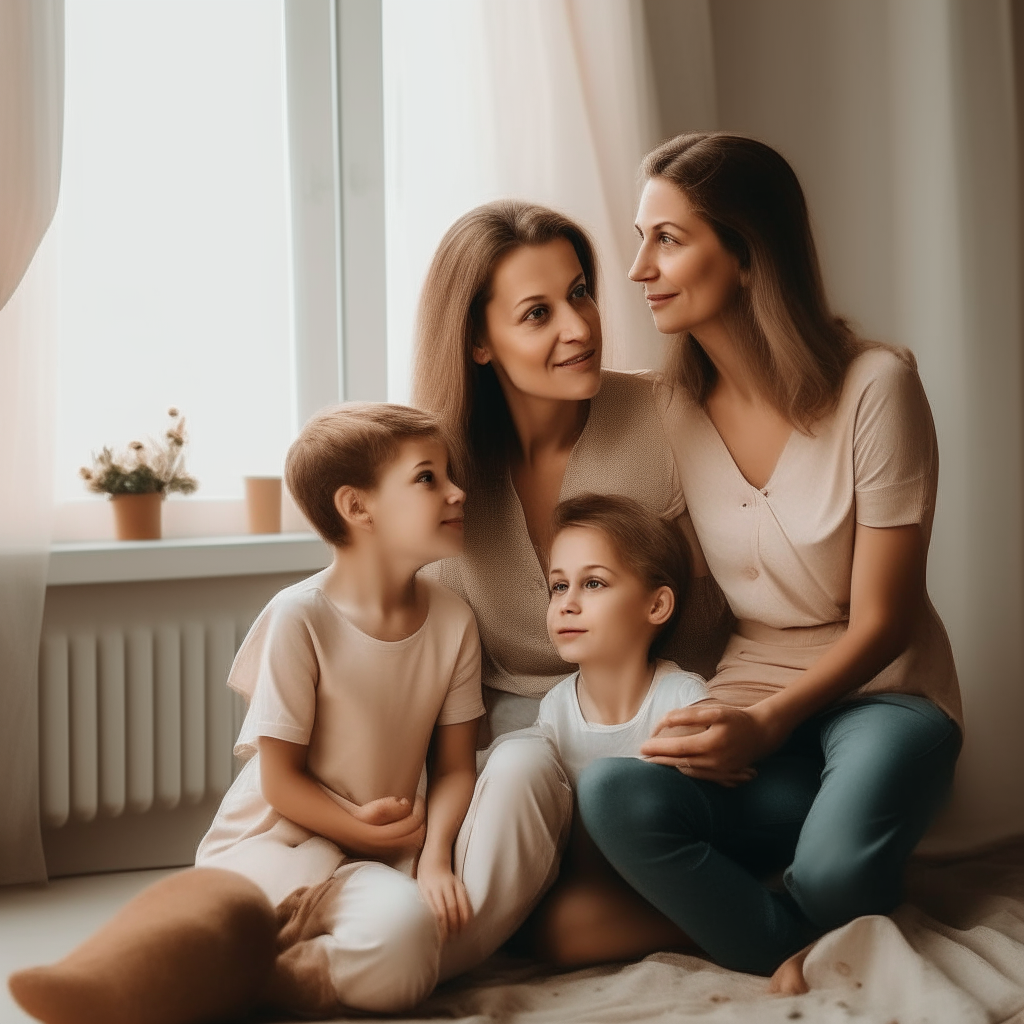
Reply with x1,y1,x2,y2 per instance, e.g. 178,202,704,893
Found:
413,200,728,964
577,133,963,991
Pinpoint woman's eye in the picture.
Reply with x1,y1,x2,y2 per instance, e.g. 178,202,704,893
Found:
550,581,568,594
659,233,678,246
416,471,434,484
523,305,549,322
570,282,588,299
583,578,605,590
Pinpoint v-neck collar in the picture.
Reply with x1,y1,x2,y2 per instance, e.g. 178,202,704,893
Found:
696,403,796,493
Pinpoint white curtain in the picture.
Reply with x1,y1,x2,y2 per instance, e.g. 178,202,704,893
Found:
655,0,1024,852
0,0,63,885
383,0,679,401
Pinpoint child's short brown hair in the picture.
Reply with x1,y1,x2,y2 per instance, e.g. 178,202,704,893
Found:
285,402,443,546
550,493,692,656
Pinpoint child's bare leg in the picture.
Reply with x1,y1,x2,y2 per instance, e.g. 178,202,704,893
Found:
527,815,697,967
768,941,814,995
7,867,277,1024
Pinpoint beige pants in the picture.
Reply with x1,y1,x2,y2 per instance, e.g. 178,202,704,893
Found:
201,734,572,1014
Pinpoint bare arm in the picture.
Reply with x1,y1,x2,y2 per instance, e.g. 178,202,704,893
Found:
258,736,426,859
642,522,926,777
416,717,481,938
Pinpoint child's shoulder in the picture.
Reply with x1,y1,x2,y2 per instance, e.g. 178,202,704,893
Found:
245,568,336,637
420,574,478,633
537,671,579,721
652,660,709,703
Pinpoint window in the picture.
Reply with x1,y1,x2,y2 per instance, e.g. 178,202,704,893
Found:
54,0,387,543
57,0,294,513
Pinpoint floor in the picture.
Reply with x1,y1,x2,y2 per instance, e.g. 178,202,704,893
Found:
0,867,180,1024
4,847,1024,1024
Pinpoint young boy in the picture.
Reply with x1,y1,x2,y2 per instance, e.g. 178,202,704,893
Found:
10,403,565,1024
192,403,485,1015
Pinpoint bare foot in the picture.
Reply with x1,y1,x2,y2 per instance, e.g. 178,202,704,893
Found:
768,942,814,995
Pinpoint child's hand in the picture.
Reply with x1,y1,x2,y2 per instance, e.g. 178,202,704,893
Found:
350,795,416,826
415,857,473,941
342,795,427,859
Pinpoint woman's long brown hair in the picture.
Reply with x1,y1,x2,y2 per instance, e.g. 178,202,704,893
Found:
412,199,598,486
643,132,871,429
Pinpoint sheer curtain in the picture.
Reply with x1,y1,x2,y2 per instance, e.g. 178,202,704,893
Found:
383,0,676,402
0,0,63,884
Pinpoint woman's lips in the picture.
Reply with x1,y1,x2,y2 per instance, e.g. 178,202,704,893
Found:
441,518,464,529
645,293,676,307
554,349,595,368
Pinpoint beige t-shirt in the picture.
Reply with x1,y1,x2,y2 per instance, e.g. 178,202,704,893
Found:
660,346,963,731
427,369,730,706
199,572,485,858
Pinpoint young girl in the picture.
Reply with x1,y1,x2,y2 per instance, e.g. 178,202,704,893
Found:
538,493,710,783
524,493,751,966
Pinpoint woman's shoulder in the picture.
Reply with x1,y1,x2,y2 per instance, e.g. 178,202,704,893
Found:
596,367,664,403
843,343,921,398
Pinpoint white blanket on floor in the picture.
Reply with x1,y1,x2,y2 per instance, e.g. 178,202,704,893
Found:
317,842,1024,1024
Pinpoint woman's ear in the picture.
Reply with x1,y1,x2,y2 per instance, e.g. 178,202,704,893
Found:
648,586,675,628
471,342,491,366
334,486,373,533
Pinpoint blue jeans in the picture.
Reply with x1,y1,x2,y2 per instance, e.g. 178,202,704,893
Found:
576,694,961,975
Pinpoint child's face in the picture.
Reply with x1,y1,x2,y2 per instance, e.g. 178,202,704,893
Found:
546,526,671,667
361,438,466,565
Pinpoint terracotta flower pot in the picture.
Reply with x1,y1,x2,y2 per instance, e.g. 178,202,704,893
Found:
245,476,282,534
111,492,162,540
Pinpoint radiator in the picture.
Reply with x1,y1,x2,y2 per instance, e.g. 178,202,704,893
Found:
38,620,250,828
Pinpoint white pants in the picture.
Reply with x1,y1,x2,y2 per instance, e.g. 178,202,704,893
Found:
200,734,571,1014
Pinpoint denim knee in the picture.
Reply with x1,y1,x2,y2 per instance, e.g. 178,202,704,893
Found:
577,758,708,856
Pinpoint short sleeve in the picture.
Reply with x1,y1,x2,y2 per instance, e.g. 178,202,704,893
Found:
853,352,938,528
436,615,485,726
230,597,319,759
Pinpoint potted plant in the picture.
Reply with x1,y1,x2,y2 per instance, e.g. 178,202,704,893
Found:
80,408,199,540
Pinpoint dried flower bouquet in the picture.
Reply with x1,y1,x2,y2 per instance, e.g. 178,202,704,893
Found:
80,408,199,496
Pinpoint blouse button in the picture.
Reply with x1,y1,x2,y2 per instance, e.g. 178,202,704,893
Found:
746,567,760,580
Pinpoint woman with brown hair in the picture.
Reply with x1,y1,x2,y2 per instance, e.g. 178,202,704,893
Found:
413,199,730,964
576,132,963,988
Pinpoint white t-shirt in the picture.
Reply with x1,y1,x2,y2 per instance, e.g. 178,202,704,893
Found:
196,570,485,865
536,660,708,785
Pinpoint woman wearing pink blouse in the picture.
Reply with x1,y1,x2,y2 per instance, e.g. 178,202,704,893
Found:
577,133,963,991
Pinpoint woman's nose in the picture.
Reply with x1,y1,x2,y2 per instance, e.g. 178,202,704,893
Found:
628,241,655,282
447,483,466,505
557,305,591,343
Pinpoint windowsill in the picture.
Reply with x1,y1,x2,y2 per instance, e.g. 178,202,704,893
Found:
48,532,332,586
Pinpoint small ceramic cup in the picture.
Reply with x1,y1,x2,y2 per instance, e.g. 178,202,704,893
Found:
244,476,282,534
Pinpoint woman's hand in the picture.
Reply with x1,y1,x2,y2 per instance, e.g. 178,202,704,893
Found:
416,854,473,940
640,703,782,785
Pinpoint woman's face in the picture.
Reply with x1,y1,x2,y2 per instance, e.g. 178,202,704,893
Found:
475,238,602,403
629,177,743,337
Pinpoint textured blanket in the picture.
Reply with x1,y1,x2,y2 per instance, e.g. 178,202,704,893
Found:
304,839,1024,1024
